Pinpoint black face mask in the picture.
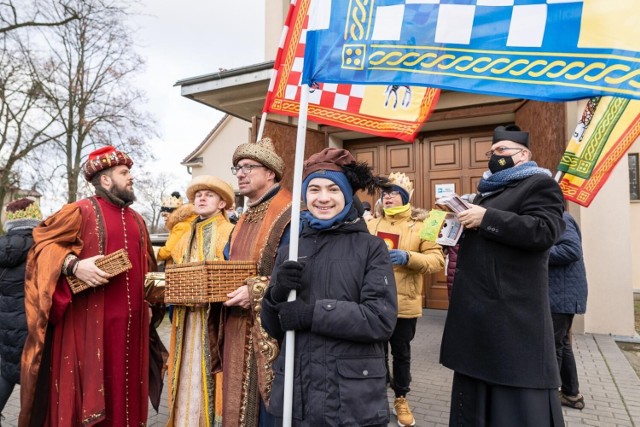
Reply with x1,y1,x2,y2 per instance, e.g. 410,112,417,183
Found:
488,154,515,173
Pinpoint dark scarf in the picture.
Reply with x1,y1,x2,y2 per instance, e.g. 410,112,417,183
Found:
246,183,281,208
477,161,551,196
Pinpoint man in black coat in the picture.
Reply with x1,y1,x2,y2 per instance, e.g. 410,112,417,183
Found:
0,198,41,419
549,211,588,410
440,125,566,427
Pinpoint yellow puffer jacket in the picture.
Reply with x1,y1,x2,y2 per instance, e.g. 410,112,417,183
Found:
157,204,198,263
367,207,445,318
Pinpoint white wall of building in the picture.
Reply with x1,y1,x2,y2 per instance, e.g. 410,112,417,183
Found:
564,102,637,336
578,155,636,336
190,117,252,191
630,138,640,292
264,0,288,61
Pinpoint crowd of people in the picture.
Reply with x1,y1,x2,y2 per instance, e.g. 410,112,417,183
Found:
0,124,589,426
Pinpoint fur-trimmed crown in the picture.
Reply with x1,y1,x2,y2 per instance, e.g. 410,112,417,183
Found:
161,192,183,211
388,172,414,195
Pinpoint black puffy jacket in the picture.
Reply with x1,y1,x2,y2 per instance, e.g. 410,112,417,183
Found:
262,214,397,426
0,226,34,384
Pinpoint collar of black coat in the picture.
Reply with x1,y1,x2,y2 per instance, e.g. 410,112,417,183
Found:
4,218,40,232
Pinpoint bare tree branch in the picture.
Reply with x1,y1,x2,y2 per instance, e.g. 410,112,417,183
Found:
0,37,65,233
133,171,184,234
23,0,156,203
0,0,79,34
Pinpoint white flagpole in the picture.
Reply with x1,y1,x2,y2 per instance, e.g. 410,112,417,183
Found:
282,83,309,427
256,111,268,142
554,171,564,182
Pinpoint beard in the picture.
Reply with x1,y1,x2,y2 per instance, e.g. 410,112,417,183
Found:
111,182,136,203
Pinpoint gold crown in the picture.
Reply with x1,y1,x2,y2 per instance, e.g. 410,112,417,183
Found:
161,195,183,209
388,172,414,194
5,202,42,221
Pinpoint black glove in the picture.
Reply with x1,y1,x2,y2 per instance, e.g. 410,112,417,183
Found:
271,260,304,303
277,299,314,331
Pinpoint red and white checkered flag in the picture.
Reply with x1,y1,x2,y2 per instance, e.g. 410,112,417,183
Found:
264,0,440,142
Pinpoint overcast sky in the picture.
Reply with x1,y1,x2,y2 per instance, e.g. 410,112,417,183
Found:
132,0,266,187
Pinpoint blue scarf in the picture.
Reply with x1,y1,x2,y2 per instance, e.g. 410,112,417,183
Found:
477,161,551,196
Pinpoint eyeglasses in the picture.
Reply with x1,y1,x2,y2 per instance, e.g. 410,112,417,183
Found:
484,147,525,158
230,164,266,175
381,190,401,198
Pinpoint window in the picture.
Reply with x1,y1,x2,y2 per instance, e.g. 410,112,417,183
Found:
630,153,639,201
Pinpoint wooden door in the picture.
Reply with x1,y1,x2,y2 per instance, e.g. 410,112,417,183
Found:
421,133,493,308
346,128,493,309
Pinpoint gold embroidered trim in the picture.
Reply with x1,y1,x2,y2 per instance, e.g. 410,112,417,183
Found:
82,410,106,425
239,328,254,426
243,199,272,224
249,276,278,403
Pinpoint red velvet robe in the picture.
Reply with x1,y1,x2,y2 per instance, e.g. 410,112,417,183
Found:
20,197,154,427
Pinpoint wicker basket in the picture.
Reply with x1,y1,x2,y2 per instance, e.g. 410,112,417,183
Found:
67,249,133,294
164,260,257,304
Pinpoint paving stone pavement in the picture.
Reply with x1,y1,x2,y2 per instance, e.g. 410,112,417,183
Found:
3,309,640,426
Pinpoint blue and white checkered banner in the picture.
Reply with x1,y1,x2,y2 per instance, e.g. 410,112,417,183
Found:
302,0,640,101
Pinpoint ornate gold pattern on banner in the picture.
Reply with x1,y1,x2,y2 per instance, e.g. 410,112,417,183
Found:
572,98,628,175
244,199,272,224
363,47,640,97
560,115,640,205
278,101,417,131
343,44,366,70
345,0,373,41
274,0,310,100
271,85,439,135
267,0,439,142
560,97,629,177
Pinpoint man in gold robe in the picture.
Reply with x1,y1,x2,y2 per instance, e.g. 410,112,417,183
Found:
166,175,236,427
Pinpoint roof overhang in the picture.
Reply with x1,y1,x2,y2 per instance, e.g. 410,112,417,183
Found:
175,62,273,121
175,61,523,139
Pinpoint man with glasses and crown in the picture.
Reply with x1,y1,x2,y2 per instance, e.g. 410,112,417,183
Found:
440,125,566,426
367,171,444,427
221,137,292,426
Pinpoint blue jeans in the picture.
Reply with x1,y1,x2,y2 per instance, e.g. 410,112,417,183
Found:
552,313,580,396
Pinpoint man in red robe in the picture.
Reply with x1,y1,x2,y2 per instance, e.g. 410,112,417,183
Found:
20,146,160,427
